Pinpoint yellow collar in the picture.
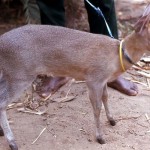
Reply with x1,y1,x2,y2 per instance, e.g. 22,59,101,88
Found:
119,40,126,72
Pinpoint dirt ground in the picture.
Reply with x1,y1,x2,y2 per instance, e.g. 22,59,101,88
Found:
0,0,150,150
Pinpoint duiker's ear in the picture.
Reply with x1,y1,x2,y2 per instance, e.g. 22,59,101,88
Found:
134,16,148,33
134,4,150,33
148,23,150,33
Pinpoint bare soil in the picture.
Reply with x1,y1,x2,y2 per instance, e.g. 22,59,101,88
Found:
0,0,150,150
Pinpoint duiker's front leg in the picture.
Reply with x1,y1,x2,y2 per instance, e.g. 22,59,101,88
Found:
102,84,116,126
86,80,106,144
0,109,18,150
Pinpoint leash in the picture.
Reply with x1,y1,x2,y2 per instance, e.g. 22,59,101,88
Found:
85,0,114,38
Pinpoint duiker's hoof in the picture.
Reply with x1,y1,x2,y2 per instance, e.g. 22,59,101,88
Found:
96,137,106,144
0,128,4,136
9,142,18,150
109,119,116,126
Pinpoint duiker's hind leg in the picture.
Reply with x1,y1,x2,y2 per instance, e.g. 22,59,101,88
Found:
0,71,18,149
102,84,116,126
86,80,106,144
0,109,18,150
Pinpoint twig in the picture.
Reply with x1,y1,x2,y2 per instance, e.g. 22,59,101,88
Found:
69,78,75,85
137,71,150,78
132,65,150,73
17,107,47,115
65,87,71,98
116,115,142,122
146,78,150,88
145,113,150,124
59,79,75,102
43,93,52,101
75,81,85,84
32,127,47,144
61,78,75,99
7,102,23,110
124,77,148,87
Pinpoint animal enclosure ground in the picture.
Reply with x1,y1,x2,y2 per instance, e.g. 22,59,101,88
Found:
0,0,150,150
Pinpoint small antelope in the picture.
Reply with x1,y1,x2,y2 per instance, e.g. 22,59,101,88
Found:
0,4,149,150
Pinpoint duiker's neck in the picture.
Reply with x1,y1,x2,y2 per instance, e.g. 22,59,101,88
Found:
123,31,147,69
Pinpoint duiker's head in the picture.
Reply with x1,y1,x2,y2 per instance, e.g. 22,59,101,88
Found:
134,4,150,50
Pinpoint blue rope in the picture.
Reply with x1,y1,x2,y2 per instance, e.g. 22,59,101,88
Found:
85,0,114,38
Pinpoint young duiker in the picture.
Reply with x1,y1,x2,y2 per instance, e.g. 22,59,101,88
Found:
0,4,149,150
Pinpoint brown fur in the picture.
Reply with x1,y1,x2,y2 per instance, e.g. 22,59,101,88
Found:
0,4,150,150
